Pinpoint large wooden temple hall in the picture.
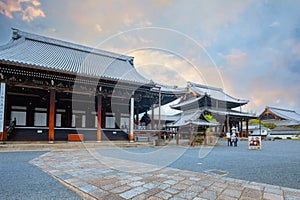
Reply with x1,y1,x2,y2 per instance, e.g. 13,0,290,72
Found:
0,28,183,142
0,28,254,142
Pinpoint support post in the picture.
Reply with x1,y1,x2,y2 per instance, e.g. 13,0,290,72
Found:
0,82,7,142
226,115,230,133
48,89,56,143
129,97,134,142
246,119,249,137
97,94,102,142
151,104,154,130
158,88,161,130
241,119,243,138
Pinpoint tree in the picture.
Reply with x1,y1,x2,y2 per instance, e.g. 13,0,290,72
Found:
249,119,277,129
204,114,217,122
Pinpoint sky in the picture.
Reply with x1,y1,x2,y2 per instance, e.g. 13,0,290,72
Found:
0,0,299,114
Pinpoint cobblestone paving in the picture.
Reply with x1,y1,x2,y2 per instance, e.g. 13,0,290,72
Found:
30,149,300,200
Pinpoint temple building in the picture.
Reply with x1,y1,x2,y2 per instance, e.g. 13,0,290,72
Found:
259,106,300,127
259,106,300,139
0,28,183,142
169,82,255,137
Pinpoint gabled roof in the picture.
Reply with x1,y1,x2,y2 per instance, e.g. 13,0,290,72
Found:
260,106,300,126
171,82,249,109
167,110,219,127
0,28,151,84
205,108,255,118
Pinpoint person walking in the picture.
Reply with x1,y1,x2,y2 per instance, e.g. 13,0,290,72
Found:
226,132,231,146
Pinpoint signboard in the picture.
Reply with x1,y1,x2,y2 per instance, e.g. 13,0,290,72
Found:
248,136,262,150
0,82,6,132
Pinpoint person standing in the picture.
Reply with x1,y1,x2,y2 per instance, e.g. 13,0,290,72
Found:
226,132,231,146
233,133,238,147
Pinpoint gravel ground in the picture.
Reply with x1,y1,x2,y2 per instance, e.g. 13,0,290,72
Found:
0,151,82,200
96,140,300,190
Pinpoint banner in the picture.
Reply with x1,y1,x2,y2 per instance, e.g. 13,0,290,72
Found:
0,82,6,132
248,136,262,150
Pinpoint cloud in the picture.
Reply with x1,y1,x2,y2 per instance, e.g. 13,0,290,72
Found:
269,21,280,28
0,0,22,18
22,5,45,21
0,0,45,21
219,49,247,68
95,24,103,32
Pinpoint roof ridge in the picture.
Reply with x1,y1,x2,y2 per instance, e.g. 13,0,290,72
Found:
11,28,132,61
188,81,223,92
267,106,296,113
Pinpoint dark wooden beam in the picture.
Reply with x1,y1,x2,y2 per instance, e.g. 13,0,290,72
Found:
97,94,102,141
48,89,56,143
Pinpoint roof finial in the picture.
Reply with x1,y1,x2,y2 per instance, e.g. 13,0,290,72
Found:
12,28,21,40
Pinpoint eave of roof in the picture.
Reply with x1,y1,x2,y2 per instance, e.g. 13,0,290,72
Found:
189,82,249,104
265,106,300,122
171,82,249,109
167,110,220,127
0,28,152,85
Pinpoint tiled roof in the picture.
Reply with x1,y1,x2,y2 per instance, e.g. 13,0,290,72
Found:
0,28,151,84
264,106,300,125
188,82,249,104
206,108,255,118
171,82,249,109
167,110,219,127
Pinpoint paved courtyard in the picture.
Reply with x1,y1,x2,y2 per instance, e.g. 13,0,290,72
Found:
1,140,300,199
97,140,300,190
28,140,300,200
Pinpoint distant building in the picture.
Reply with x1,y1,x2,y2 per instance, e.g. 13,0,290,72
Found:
259,106,300,127
168,82,256,137
242,125,269,136
269,126,300,139
259,106,300,139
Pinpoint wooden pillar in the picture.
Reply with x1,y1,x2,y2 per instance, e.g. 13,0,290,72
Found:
240,119,243,138
135,107,139,129
26,103,34,126
0,82,7,142
226,115,230,132
48,89,56,143
246,119,249,137
115,111,121,129
151,105,154,130
129,97,134,142
97,94,102,142
158,88,161,130
66,105,72,127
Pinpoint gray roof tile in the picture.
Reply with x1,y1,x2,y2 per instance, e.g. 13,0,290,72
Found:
0,28,151,84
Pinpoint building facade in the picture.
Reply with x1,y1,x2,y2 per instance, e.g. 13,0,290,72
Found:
0,29,180,142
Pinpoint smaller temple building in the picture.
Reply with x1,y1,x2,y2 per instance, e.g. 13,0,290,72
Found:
169,82,255,138
259,106,300,139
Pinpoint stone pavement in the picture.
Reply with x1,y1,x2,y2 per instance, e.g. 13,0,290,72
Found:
29,148,300,200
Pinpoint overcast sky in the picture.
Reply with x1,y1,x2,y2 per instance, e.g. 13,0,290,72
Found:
0,0,299,114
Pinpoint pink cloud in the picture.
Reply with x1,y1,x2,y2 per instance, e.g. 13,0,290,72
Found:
0,0,45,21
224,49,247,67
0,0,22,18
22,5,45,21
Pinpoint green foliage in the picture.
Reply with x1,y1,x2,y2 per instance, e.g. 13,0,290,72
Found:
263,122,277,129
196,132,204,136
249,119,260,125
249,119,277,129
192,137,204,144
204,114,217,122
